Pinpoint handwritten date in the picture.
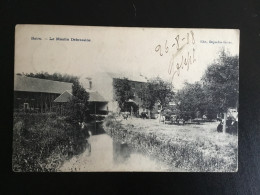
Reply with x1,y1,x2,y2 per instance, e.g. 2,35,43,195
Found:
155,31,195,56
154,31,196,83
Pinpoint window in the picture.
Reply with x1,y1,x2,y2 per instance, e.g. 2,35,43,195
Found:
24,103,29,110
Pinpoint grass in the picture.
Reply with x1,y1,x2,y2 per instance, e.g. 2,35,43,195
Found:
103,114,238,172
12,112,89,172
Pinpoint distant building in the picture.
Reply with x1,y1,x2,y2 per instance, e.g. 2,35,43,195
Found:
53,90,73,103
14,75,73,112
79,72,148,115
54,90,108,115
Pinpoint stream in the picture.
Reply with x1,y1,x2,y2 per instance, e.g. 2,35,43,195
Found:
60,131,185,172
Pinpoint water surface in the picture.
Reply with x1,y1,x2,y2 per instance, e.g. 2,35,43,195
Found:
60,134,184,172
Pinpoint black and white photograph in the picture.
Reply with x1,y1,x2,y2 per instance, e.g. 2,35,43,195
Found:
13,25,239,172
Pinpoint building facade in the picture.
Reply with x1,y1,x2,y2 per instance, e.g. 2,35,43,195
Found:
14,75,73,113
79,72,149,115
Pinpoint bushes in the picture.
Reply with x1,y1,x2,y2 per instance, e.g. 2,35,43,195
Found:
12,112,89,172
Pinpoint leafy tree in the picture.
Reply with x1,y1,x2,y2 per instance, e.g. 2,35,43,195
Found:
174,50,238,120
175,82,207,118
113,78,134,112
138,77,175,111
138,82,157,111
202,50,239,113
64,79,90,124
23,72,78,84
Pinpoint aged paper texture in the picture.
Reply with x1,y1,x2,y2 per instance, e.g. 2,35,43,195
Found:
13,25,239,172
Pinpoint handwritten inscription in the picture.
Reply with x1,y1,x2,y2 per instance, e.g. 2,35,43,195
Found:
155,31,196,84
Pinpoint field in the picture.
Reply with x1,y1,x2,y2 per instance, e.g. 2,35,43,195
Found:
103,116,238,172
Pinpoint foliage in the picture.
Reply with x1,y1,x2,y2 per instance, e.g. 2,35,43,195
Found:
202,50,239,112
138,77,175,110
64,79,90,124
12,113,89,172
113,78,134,112
175,82,207,118
23,72,79,84
174,49,239,118
13,72,91,171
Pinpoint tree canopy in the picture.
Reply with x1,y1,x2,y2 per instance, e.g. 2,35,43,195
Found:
175,49,239,119
23,72,79,84
65,79,90,124
202,50,239,112
175,82,206,118
138,77,175,111
113,78,134,112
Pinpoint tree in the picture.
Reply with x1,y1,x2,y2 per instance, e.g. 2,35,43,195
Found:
24,72,79,84
138,82,157,111
172,49,238,121
138,77,175,111
65,79,90,124
113,78,134,112
175,82,207,118
202,50,239,113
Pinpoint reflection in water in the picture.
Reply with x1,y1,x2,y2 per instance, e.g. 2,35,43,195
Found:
60,134,184,172
85,140,91,156
113,142,132,164
87,121,106,135
112,140,177,171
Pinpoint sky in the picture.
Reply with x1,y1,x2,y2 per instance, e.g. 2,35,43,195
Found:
15,25,240,89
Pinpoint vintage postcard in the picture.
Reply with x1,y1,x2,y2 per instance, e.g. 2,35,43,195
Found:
13,25,239,172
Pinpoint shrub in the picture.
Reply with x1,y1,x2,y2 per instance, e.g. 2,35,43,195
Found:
12,112,89,172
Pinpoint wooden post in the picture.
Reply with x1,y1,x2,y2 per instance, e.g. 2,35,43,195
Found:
49,93,51,112
41,93,43,113
223,112,227,134
95,102,96,134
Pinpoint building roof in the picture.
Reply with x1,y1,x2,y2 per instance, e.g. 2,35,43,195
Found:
88,91,107,102
107,72,148,83
54,91,73,103
14,75,73,94
54,90,107,103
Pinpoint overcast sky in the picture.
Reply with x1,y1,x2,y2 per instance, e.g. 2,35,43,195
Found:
15,25,239,89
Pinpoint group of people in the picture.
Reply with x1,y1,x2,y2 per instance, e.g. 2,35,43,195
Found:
217,117,238,133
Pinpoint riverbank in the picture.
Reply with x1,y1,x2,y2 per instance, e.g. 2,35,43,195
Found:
103,115,238,172
60,134,182,172
12,112,89,172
